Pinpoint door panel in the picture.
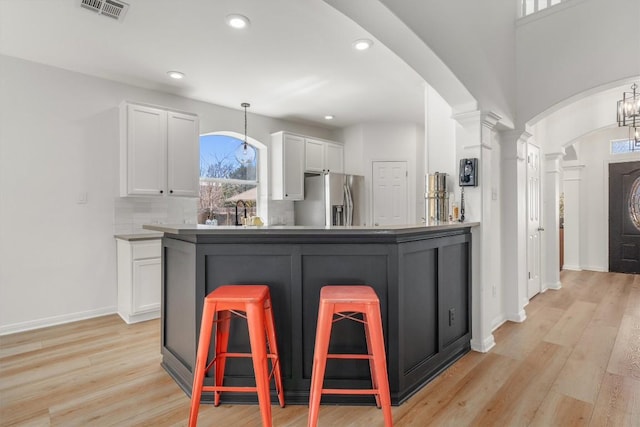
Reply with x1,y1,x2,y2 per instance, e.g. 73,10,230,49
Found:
372,161,408,226
609,161,640,273
527,144,542,298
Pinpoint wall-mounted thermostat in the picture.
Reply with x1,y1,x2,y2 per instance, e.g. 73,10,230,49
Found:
459,158,478,187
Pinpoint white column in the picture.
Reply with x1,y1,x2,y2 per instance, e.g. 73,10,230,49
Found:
562,165,584,271
453,110,501,353
544,152,564,289
500,130,529,322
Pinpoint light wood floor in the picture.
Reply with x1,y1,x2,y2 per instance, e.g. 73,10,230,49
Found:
1,270,639,426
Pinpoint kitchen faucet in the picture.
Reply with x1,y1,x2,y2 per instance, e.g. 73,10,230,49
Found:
235,200,247,226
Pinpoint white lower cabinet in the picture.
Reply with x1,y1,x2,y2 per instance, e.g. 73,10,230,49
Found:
116,238,161,323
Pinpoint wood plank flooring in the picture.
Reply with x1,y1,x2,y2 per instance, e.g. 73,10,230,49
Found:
1,270,639,426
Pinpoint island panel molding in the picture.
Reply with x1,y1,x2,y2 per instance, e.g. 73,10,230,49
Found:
150,224,473,405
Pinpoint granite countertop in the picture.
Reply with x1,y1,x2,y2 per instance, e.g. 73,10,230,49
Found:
142,222,479,236
114,232,164,241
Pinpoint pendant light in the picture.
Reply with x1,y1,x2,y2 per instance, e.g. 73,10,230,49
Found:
235,102,256,165
617,83,640,150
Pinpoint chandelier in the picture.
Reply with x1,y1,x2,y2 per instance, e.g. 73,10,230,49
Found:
235,102,256,165
617,83,640,149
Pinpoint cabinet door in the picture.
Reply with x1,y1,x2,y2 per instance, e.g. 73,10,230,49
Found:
132,257,161,314
305,139,325,173
167,111,199,197
283,134,304,200
324,142,344,174
126,104,167,196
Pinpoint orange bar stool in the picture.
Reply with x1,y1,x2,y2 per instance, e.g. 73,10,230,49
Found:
189,285,284,427
308,285,393,427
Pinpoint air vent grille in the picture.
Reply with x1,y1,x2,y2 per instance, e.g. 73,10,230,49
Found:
80,0,129,21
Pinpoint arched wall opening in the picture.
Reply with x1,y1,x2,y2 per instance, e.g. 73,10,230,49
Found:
526,78,640,279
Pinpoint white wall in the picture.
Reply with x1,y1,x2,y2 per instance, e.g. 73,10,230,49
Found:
339,123,424,224
562,127,640,271
425,85,457,191
385,0,517,122
517,0,640,126
0,55,336,334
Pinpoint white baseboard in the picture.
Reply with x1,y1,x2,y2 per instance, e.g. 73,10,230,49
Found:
0,306,117,336
491,315,507,332
505,310,527,323
546,281,562,290
117,309,160,324
581,266,607,272
562,265,582,271
471,334,496,353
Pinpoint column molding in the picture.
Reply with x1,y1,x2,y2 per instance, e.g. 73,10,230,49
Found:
499,129,530,324
452,110,501,353
562,164,584,271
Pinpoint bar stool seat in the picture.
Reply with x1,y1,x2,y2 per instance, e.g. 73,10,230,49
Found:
189,285,284,427
308,285,393,427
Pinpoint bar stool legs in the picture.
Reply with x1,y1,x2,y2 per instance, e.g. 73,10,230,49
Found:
188,285,284,427
308,285,393,427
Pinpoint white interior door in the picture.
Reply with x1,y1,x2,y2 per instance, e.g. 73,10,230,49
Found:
372,161,408,226
527,144,542,298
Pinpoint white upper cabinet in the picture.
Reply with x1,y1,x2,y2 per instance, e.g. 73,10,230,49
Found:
271,132,304,200
304,138,325,173
167,111,200,197
304,138,344,174
324,141,344,174
120,102,199,197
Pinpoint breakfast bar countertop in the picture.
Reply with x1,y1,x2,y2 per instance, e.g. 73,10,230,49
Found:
143,222,479,236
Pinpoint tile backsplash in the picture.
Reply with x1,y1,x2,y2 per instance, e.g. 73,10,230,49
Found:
267,200,294,226
114,197,198,234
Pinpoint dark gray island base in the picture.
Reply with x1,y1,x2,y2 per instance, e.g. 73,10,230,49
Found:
144,223,474,406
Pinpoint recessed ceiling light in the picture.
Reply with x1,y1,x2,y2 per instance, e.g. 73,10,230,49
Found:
352,39,373,51
167,71,185,80
324,115,334,120
226,14,250,29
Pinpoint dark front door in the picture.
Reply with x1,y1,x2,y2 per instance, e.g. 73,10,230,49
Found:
609,161,640,273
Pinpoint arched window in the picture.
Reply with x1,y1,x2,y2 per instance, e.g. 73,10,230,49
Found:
199,134,258,225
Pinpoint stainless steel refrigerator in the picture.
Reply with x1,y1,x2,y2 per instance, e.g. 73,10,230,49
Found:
294,173,365,226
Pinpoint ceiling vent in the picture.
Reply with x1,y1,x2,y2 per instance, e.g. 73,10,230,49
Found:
80,0,129,21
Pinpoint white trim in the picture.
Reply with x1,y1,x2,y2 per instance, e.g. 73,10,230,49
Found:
117,309,160,325
200,177,258,186
505,310,527,323
562,264,582,271
0,306,117,336
517,0,587,24
491,315,508,331
546,281,562,290
581,266,608,273
471,334,496,353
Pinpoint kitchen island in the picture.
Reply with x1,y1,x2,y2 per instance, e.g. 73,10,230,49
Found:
143,223,475,405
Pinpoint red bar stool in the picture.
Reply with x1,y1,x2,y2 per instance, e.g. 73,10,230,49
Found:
308,285,393,427
189,285,284,427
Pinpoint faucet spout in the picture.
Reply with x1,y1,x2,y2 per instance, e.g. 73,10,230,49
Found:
235,200,247,226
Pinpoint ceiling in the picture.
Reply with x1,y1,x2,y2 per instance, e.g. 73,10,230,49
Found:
0,0,427,129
